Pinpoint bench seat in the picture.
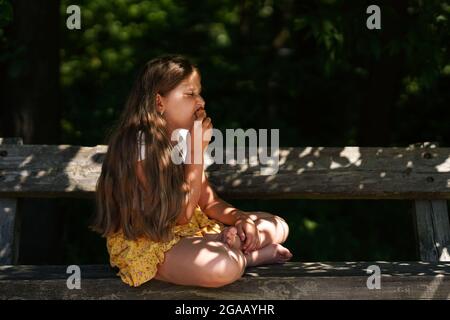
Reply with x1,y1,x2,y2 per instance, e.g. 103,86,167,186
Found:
1,262,449,300
1,139,449,299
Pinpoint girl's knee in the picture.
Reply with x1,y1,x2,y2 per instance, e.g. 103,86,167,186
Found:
274,215,289,243
254,214,290,244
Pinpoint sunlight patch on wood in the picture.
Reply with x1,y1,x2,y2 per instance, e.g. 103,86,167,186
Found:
436,156,450,172
339,147,362,166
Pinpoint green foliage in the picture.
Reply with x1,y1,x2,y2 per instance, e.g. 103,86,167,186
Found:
53,0,450,263
0,0,12,27
59,0,450,143
0,0,13,56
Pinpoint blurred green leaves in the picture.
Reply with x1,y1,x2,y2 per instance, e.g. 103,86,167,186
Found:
0,0,12,48
55,0,450,148
0,0,12,28
51,0,450,262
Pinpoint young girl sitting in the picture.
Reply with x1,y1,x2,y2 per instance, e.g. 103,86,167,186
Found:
91,54,292,288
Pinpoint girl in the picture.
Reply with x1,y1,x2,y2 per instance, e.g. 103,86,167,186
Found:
91,54,292,288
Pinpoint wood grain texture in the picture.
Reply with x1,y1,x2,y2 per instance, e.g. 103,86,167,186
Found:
0,262,449,300
414,200,450,261
1,143,449,199
0,138,22,265
0,199,19,264
1,139,450,299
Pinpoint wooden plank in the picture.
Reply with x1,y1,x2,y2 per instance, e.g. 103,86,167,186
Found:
0,142,449,199
411,142,450,262
1,261,450,279
413,200,450,261
0,138,23,265
0,199,20,265
0,262,449,299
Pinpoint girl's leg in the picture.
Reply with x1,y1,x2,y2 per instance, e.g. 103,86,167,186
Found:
205,212,291,256
154,236,247,288
237,212,293,266
244,243,293,267
208,226,292,267
204,217,293,267
203,226,241,250
245,212,290,248
155,223,292,288
206,212,290,251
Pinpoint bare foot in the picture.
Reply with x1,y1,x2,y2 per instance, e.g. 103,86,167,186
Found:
203,226,241,250
244,243,293,267
218,226,241,250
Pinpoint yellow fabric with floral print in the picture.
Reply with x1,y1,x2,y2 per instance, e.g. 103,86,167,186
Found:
106,205,225,287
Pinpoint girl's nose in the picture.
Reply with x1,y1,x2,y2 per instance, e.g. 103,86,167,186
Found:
196,95,205,108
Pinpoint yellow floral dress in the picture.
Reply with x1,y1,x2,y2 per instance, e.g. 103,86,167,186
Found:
106,205,225,287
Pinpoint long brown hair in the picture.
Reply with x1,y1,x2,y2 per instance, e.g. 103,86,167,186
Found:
91,54,198,242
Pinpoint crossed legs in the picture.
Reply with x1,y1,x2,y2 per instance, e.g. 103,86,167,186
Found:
155,211,292,288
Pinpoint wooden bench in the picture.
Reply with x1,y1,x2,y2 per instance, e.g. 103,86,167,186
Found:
1,137,450,299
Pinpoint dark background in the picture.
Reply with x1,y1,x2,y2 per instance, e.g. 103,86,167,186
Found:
0,0,449,264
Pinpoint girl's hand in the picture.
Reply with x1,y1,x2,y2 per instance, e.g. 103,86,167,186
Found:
190,108,213,156
234,214,261,254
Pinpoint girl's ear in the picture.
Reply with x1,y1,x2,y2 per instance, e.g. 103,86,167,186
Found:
155,93,165,114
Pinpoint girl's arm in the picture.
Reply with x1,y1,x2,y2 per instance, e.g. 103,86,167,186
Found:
179,107,217,224
198,169,252,225
137,109,212,225
136,156,253,226
135,156,202,225
198,172,262,253
177,151,204,224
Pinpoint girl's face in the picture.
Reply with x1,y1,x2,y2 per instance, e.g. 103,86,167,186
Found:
157,70,205,135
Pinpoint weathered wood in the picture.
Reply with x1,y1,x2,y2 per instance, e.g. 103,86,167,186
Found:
411,142,450,262
2,139,450,299
413,200,450,261
0,199,20,265
0,138,23,265
0,262,449,299
2,261,450,279
0,142,449,199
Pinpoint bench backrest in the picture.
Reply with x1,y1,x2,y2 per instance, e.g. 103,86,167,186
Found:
1,138,449,263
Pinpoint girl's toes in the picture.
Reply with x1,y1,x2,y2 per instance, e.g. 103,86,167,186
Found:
275,244,293,262
218,227,230,244
227,227,237,239
226,229,237,247
218,227,237,248
283,249,293,259
281,253,293,262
